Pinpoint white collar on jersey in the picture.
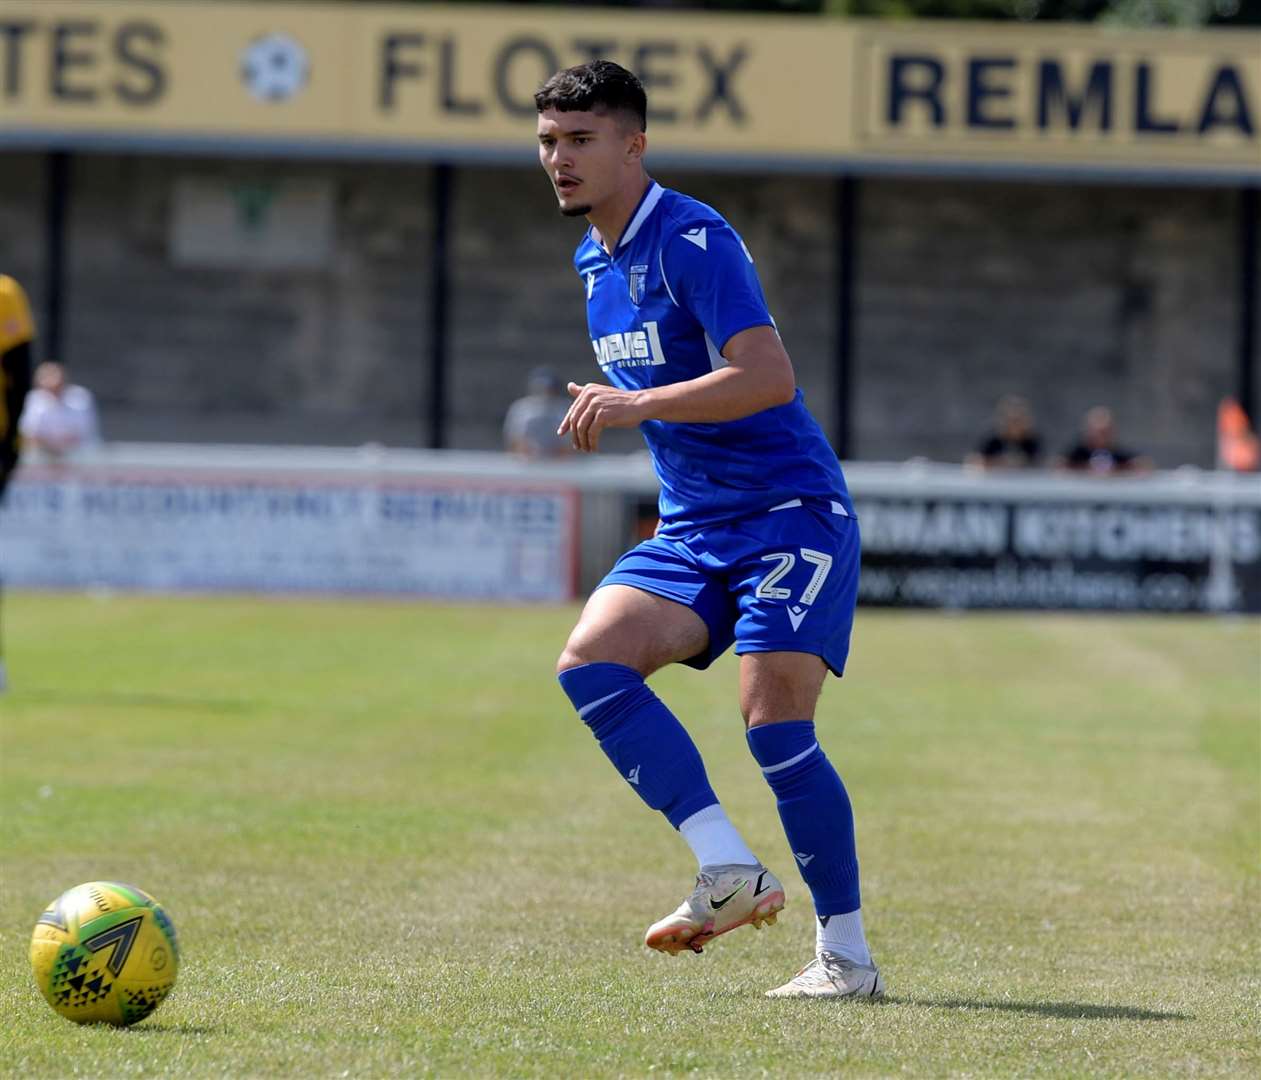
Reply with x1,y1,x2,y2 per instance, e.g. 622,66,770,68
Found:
617,182,664,249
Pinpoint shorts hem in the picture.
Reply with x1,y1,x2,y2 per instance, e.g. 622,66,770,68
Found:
733,641,848,677
596,575,693,610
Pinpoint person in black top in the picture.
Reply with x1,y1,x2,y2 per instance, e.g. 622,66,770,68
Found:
1060,406,1153,475
967,395,1041,469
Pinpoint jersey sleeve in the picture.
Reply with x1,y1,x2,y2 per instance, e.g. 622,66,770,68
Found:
659,223,773,353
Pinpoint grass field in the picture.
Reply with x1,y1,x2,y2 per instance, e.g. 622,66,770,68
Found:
1,593,1257,1078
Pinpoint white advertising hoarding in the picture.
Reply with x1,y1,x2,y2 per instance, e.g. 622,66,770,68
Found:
1,463,577,601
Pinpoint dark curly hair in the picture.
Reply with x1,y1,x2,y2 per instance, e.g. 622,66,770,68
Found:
534,60,647,132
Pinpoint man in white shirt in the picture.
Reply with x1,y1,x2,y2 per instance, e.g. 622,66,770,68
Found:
20,362,100,458
503,367,573,459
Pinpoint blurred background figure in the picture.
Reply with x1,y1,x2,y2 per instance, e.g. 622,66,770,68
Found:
1060,405,1152,475
19,362,101,460
967,394,1042,470
1218,397,1259,472
0,273,36,694
503,366,573,460
0,274,34,500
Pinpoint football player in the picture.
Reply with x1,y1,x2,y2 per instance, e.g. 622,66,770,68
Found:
538,62,882,998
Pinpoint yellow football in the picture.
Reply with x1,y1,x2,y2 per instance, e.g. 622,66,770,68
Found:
29,881,180,1026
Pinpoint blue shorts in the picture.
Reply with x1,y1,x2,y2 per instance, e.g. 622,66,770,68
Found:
599,499,861,676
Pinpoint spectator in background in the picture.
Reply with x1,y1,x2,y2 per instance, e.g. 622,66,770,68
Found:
504,366,573,459
1060,406,1152,475
1218,398,1259,472
966,394,1042,469
19,361,101,459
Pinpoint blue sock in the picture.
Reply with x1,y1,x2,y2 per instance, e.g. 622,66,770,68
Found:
747,720,861,916
558,662,718,829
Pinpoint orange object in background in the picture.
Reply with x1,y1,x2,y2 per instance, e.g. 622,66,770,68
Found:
1218,398,1260,472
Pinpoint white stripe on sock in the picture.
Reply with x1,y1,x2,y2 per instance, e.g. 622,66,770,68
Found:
577,688,628,719
760,741,819,775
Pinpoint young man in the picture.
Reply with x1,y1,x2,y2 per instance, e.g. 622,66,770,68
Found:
537,61,882,999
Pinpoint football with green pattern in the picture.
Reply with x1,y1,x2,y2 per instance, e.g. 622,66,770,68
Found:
29,881,180,1026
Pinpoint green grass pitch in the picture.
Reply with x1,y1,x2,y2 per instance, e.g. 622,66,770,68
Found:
1,593,1257,1077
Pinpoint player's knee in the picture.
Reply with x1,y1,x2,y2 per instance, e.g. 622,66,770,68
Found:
556,627,624,676
557,617,647,676
741,686,817,729
740,678,792,729
555,645,589,677
742,702,772,729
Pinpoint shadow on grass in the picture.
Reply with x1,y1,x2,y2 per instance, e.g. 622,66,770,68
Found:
21,690,256,714
885,996,1192,1021
129,1022,223,1036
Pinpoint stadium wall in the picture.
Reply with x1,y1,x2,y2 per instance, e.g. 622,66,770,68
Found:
0,152,1242,467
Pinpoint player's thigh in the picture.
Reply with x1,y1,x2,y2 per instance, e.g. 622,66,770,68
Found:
740,651,829,728
729,508,861,723
557,584,710,678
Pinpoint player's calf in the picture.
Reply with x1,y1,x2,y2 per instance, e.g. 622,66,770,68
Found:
557,661,719,826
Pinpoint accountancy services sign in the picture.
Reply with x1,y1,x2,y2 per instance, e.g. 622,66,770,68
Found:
0,1,1257,180
0,463,578,601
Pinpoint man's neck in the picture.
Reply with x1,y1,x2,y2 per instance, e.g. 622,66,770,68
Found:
589,173,652,255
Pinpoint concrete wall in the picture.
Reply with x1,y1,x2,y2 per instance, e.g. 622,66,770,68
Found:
0,154,47,321
2,150,1247,467
857,179,1240,467
57,154,436,446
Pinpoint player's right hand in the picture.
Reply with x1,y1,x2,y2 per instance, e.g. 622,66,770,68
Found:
558,381,648,453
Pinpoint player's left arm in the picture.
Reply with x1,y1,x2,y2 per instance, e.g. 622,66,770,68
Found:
560,224,795,452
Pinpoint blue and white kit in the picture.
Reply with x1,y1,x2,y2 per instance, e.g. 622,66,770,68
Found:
577,182,861,675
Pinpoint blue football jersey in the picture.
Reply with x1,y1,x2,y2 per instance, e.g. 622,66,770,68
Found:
574,181,854,536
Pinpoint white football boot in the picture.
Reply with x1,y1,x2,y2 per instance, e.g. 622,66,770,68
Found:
765,950,885,998
644,864,785,955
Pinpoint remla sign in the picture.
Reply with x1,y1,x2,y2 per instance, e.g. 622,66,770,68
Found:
856,25,1258,164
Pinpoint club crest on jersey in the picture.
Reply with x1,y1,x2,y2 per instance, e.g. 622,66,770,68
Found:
628,264,649,306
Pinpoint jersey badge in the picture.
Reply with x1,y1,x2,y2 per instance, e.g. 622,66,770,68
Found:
628,264,648,305
681,227,708,251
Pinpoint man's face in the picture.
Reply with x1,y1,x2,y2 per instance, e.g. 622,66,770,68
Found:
537,108,641,218
35,362,65,396
999,402,1032,438
1085,408,1115,447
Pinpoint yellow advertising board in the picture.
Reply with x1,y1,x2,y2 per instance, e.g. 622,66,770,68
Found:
0,0,1257,179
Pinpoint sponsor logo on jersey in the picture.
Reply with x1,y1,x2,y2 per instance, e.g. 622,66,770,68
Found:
591,320,668,370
